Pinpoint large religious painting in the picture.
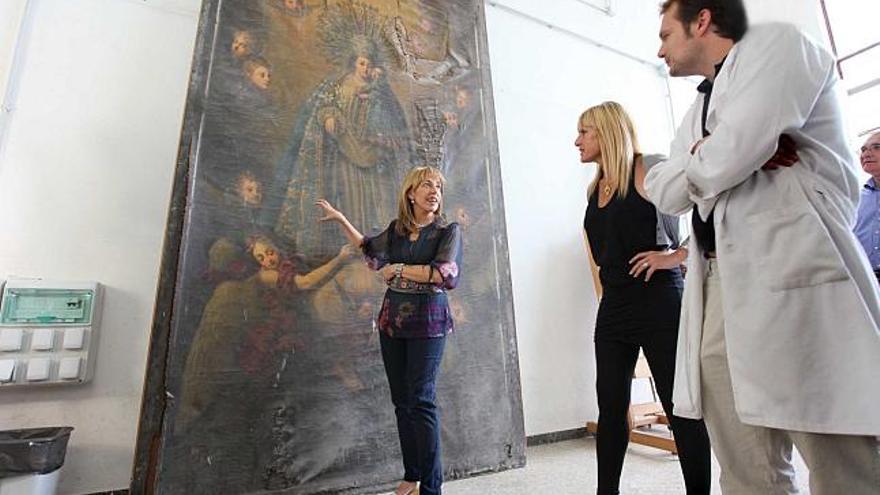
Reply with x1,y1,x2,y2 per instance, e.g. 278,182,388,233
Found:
137,0,523,493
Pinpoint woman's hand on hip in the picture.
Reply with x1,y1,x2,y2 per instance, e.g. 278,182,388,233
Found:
629,249,685,281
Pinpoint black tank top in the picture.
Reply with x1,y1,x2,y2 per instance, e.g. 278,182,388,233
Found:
584,173,682,289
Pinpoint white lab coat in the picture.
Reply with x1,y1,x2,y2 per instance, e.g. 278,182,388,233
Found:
646,23,880,435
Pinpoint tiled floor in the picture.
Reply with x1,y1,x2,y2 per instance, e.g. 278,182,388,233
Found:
442,436,810,494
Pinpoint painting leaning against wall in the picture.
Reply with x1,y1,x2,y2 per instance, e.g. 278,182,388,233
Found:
141,0,523,493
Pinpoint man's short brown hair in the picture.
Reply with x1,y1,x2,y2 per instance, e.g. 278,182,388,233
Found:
660,0,748,42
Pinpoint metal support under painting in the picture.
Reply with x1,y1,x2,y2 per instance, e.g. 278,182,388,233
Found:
133,1,523,493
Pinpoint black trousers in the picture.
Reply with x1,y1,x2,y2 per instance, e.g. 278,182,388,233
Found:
594,333,711,495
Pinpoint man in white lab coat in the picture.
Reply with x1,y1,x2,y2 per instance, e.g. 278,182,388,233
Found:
645,1,880,493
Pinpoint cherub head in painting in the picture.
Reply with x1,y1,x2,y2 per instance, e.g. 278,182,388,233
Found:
234,170,263,207
246,235,282,271
442,110,458,129
243,56,272,90
452,205,471,229
282,0,306,16
441,85,472,131
455,87,471,110
237,234,283,287
231,29,255,59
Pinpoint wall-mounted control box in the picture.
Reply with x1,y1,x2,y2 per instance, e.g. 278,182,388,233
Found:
0,279,102,387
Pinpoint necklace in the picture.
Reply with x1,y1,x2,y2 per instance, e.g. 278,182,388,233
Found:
599,177,615,198
414,218,433,229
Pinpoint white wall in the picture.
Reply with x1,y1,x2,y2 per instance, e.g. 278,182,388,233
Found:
0,1,27,94
0,0,29,148
0,0,199,493
746,0,824,41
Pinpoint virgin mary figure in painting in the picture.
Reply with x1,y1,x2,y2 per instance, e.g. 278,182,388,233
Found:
266,1,413,260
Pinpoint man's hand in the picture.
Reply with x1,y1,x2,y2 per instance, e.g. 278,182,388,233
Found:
762,134,798,170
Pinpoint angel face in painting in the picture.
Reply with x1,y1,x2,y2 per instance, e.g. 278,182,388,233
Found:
281,0,306,16
252,237,280,270
455,87,470,110
231,29,254,59
235,170,264,207
244,57,272,90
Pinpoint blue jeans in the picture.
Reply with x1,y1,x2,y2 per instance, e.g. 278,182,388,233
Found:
379,333,446,495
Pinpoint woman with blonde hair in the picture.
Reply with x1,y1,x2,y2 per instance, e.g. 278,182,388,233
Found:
577,101,710,494
316,166,462,495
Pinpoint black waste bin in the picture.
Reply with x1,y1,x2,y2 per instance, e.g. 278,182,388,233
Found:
0,427,74,478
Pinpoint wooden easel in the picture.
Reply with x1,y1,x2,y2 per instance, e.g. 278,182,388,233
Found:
586,351,678,454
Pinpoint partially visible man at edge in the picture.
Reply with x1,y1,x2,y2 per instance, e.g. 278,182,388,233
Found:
855,131,880,283
645,0,880,493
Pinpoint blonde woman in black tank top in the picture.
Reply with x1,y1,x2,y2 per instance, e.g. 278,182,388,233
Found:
577,101,711,495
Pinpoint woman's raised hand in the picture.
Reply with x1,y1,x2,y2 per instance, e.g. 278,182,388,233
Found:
315,199,365,248
316,199,345,223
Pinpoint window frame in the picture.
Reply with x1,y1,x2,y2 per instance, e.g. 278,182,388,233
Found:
819,0,880,136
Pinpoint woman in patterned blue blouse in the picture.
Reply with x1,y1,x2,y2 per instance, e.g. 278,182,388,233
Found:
316,165,462,495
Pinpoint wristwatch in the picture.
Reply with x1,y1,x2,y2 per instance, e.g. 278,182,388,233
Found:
394,263,404,279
